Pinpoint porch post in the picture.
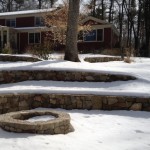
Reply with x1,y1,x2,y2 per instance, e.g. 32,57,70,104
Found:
7,28,10,46
1,27,4,49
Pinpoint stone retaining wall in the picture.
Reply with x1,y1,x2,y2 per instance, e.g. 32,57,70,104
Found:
84,57,122,63
0,55,41,62
0,70,136,84
0,93,150,114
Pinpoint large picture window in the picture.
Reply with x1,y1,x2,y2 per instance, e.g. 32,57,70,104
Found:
84,30,97,41
82,29,103,42
29,32,41,44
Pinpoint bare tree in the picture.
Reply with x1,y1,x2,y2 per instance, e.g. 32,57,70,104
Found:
108,0,114,22
144,0,150,56
64,0,80,62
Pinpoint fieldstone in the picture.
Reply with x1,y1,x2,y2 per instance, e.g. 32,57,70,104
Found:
0,97,7,104
77,100,83,109
19,100,29,107
136,98,148,103
100,75,108,81
107,97,118,105
85,76,94,81
130,103,142,111
92,97,102,109
34,96,42,101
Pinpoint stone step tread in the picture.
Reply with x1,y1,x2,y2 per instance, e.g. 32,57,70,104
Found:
0,80,149,97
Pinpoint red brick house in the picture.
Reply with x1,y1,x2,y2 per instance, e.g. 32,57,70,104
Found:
0,9,119,53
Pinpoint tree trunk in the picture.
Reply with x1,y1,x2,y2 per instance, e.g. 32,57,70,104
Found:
7,0,12,12
93,0,96,16
134,0,142,54
108,0,114,22
119,0,125,59
64,0,80,62
144,0,150,57
38,0,42,9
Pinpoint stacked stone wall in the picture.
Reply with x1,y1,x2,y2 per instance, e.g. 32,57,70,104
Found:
0,70,136,84
84,57,122,63
0,55,40,62
0,94,150,114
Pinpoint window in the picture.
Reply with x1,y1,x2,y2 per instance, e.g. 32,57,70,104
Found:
6,19,16,27
82,29,104,42
35,17,44,26
29,33,41,44
97,29,103,41
84,30,97,41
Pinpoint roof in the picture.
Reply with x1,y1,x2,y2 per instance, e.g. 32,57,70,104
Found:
79,16,109,25
0,8,56,17
79,16,119,36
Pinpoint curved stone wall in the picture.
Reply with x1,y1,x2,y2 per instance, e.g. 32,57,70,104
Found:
0,93,149,114
0,70,136,84
0,55,41,62
0,110,74,134
84,57,122,63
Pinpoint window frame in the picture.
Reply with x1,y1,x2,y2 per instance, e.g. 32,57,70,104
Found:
81,28,104,42
6,19,16,27
35,17,44,27
28,32,41,44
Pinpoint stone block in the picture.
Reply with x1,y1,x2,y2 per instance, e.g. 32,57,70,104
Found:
130,103,142,111
107,97,118,105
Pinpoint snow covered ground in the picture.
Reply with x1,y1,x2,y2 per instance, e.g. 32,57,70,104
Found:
0,54,150,97
0,54,150,150
0,108,150,150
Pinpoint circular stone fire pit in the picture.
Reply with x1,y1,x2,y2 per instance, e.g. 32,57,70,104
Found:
0,110,74,134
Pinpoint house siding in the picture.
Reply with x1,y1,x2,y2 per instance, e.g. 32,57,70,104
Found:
112,31,119,47
19,32,28,52
78,42,104,52
0,19,5,26
83,20,103,26
104,28,112,48
16,17,35,27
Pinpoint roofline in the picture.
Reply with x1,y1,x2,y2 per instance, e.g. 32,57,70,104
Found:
79,16,119,36
79,16,109,25
0,8,57,17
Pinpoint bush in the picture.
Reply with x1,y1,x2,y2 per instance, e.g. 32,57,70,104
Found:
2,44,12,54
123,48,134,63
26,41,53,60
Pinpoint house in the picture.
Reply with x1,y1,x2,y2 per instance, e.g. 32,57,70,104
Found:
0,9,119,53
78,16,119,52
0,9,56,53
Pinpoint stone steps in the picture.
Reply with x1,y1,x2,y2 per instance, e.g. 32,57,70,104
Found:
0,55,148,113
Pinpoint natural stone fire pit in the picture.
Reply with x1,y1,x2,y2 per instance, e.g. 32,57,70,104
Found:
0,110,74,134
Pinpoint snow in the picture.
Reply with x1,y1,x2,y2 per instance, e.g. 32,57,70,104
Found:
0,108,150,150
0,54,150,97
0,80,150,97
0,8,56,17
0,54,150,150
26,115,55,122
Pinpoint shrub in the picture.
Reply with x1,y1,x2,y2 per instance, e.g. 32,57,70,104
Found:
26,41,53,60
124,48,134,63
2,43,12,54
